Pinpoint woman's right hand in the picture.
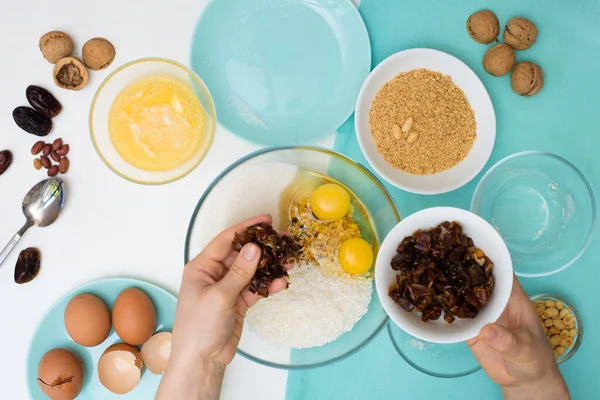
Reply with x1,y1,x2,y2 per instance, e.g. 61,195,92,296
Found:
468,275,570,400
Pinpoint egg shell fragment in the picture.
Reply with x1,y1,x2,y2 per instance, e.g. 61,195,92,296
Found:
141,331,172,374
98,343,144,394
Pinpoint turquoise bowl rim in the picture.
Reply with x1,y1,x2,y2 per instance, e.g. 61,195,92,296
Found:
184,145,400,369
470,150,596,278
188,0,371,146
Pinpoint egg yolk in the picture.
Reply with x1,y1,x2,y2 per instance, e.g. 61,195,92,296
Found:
338,237,373,275
309,183,351,221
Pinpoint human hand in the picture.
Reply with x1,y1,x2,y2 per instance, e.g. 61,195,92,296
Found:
468,275,570,400
157,215,289,400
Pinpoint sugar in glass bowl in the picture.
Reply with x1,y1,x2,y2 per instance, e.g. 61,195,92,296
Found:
185,146,400,369
471,152,596,277
90,58,215,185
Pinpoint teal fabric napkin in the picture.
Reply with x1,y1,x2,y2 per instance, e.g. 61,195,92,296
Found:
287,0,600,398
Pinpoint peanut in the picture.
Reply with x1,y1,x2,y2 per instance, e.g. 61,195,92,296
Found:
402,116,414,133
559,308,571,318
549,335,562,347
553,319,566,330
555,346,566,356
407,131,419,144
568,329,578,338
392,124,402,139
555,301,564,311
544,319,554,327
544,307,559,318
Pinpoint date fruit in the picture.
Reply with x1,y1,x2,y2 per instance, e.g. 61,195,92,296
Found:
26,85,62,118
15,247,41,284
0,150,13,175
13,106,52,136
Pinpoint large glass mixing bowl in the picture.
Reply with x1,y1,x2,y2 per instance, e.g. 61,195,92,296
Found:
185,146,400,369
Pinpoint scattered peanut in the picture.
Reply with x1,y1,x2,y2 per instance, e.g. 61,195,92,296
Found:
33,158,42,170
401,116,414,133
533,299,579,360
392,124,402,139
407,131,420,144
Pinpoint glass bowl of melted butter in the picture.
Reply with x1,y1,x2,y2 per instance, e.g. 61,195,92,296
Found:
90,58,216,184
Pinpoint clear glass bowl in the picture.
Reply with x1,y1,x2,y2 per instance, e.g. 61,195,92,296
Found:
90,58,215,185
471,152,596,277
530,294,583,364
184,146,401,369
387,322,481,378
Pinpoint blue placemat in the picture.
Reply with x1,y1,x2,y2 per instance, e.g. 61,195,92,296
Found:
287,0,600,399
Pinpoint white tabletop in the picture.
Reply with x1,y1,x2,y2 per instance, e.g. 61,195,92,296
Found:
0,0,335,398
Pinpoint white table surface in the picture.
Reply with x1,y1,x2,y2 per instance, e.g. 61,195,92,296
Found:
0,0,338,398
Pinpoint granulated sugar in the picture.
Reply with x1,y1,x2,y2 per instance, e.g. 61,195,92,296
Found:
246,263,372,349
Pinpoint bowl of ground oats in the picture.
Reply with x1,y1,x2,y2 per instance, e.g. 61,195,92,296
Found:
355,48,496,194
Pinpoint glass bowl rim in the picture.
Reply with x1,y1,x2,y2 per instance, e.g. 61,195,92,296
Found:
184,144,400,369
470,150,597,278
386,322,482,378
530,293,583,364
89,57,216,185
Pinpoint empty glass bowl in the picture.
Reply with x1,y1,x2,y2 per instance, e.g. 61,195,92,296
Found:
471,152,596,277
387,323,481,378
185,146,401,369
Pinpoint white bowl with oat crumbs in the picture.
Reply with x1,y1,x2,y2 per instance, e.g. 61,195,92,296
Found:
355,48,496,194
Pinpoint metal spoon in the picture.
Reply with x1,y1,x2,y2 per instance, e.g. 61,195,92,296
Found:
0,178,65,266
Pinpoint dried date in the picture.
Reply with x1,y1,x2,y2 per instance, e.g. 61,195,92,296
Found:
26,85,62,118
389,221,494,323
232,223,300,297
15,247,41,284
0,150,12,176
13,106,52,136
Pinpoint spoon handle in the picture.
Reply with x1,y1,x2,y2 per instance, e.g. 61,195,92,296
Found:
0,222,32,267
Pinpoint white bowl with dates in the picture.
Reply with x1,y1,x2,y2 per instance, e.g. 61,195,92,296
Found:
375,207,513,344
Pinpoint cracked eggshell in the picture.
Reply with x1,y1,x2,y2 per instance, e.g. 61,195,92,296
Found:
141,332,172,374
98,343,144,394
37,348,84,400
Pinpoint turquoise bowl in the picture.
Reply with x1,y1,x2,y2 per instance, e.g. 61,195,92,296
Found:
190,0,371,145
26,278,177,400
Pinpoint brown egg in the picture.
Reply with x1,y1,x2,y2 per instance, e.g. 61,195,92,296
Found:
64,293,111,346
37,348,84,400
112,288,156,345
98,343,144,394
141,332,172,374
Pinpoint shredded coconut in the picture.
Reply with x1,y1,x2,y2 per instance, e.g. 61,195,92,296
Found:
246,263,372,349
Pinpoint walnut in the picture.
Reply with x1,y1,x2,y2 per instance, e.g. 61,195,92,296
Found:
483,44,515,77
466,10,499,44
504,17,538,50
53,57,89,91
511,62,543,97
39,31,74,64
82,38,116,71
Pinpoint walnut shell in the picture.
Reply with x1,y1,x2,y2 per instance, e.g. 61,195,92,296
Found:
467,10,499,44
511,62,544,97
39,31,73,64
504,17,538,50
483,44,515,77
82,38,116,71
53,57,89,91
